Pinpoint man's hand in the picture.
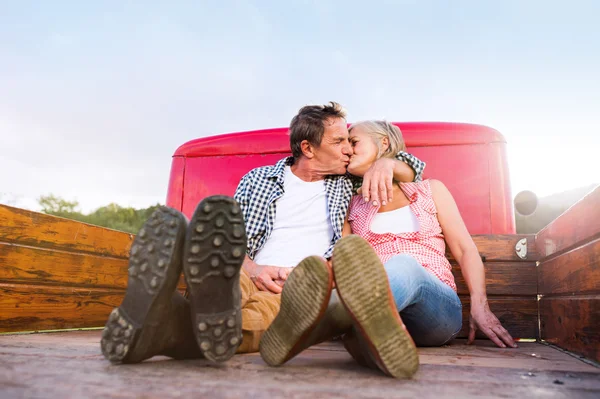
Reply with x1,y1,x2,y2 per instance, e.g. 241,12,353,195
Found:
358,157,395,206
467,298,517,348
249,264,291,294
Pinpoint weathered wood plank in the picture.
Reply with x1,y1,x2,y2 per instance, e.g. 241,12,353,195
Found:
0,242,187,290
446,234,538,262
536,186,600,259
1,332,598,399
539,296,600,363
0,282,188,333
458,296,539,339
417,339,600,372
452,261,537,296
0,283,123,333
0,204,134,258
0,242,129,289
538,238,600,296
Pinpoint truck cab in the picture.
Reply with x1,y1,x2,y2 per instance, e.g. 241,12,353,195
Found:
166,122,515,234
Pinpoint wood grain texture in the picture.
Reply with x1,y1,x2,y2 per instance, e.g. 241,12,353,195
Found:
536,186,600,259
539,296,600,363
1,332,598,399
538,238,600,296
446,234,538,262
0,204,134,258
0,205,542,342
0,242,129,289
452,261,537,296
458,296,539,339
0,283,124,333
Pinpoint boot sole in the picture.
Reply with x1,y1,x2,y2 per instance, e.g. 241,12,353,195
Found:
183,196,246,363
259,256,332,366
101,206,186,363
333,235,419,378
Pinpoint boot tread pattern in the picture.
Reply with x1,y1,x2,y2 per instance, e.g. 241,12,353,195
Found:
100,206,185,364
184,196,246,363
195,309,243,361
333,235,419,379
186,202,246,283
127,207,184,295
101,308,135,363
259,256,331,366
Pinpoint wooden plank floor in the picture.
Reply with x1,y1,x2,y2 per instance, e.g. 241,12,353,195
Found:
1,331,599,399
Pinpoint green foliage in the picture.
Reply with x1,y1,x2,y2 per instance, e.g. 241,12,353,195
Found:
38,195,162,234
38,194,81,215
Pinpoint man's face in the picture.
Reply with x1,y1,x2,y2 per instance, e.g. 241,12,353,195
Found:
311,117,353,175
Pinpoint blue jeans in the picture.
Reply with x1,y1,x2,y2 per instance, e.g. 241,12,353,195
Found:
384,254,462,346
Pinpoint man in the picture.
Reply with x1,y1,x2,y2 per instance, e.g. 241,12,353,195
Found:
100,101,424,363
232,102,424,353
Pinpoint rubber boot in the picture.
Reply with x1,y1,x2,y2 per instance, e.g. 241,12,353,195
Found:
332,235,419,379
159,291,204,360
182,196,246,363
341,327,381,370
259,256,353,366
101,206,199,363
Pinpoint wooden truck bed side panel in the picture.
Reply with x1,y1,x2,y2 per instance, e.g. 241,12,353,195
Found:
0,205,134,258
537,186,600,362
449,234,539,339
0,205,188,333
0,203,536,338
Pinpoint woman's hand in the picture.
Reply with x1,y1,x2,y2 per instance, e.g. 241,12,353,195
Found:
468,297,517,348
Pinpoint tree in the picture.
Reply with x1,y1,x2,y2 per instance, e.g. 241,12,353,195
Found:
38,194,162,234
38,194,81,215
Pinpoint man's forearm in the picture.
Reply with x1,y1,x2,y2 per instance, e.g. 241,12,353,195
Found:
393,151,425,182
392,160,416,183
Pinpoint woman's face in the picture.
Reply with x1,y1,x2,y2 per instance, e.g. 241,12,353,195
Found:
347,125,379,177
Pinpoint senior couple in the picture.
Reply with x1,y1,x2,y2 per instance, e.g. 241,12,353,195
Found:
101,102,516,378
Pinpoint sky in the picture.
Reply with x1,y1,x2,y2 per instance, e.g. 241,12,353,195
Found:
1,0,598,213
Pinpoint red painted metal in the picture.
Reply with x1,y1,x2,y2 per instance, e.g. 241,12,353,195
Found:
173,122,506,157
166,122,515,234
166,157,185,212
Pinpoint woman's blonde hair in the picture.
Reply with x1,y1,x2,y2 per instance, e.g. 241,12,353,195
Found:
349,120,406,158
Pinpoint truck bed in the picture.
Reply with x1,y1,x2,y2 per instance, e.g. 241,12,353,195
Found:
1,331,598,398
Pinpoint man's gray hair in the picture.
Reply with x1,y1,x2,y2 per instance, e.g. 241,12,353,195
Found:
289,101,347,159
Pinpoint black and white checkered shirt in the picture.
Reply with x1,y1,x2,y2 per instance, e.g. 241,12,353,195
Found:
234,152,425,260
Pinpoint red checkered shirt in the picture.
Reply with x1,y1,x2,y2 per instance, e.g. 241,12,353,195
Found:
348,179,457,291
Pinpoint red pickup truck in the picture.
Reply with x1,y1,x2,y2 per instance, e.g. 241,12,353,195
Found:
1,122,598,398
166,122,515,234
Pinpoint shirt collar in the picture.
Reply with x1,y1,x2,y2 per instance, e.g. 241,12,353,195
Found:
267,156,294,184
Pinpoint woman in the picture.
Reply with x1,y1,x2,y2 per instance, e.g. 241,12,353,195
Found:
344,120,516,349
260,121,515,379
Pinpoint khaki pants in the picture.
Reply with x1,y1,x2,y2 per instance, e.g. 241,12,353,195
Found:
236,269,282,353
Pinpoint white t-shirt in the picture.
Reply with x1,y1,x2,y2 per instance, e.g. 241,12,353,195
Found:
370,206,420,234
253,166,333,268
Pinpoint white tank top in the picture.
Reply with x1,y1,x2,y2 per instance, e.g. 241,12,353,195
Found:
370,206,420,234
253,166,333,268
